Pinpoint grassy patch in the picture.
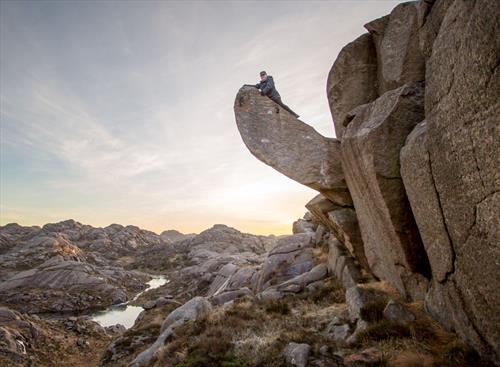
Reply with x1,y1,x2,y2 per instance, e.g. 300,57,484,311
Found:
264,300,290,315
294,277,345,305
158,295,339,366
149,281,495,367
358,319,412,343
175,326,248,367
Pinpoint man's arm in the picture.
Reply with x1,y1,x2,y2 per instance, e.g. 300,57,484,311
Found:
255,82,261,89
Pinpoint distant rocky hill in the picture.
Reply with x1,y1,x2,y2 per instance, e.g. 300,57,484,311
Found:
235,0,498,364
0,220,178,314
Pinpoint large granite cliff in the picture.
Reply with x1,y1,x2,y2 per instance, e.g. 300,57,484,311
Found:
234,0,499,363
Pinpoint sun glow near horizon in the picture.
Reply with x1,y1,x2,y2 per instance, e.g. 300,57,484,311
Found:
0,0,404,235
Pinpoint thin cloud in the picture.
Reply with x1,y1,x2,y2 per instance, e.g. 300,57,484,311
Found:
0,0,403,234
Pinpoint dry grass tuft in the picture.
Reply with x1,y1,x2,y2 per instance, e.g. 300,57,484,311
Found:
263,300,290,315
359,299,387,322
389,351,435,367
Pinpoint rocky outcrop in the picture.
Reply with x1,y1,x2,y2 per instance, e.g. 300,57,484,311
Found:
41,219,166,260
0,306,111,367
327,33,378,139
305,194,369,275
400,121,454,283
365,1,425,94
131,224,276,304
341,82,431,300
327,239,363,289
130,297,213,367
0,256,147,313
234,85,349,202
0,220,181,315
327,208,369,273
417,0,454,59
234,0,498,363
257,233,315,292
407,0,499,361
270,263,328,295
292,219,316,235
159,229,194,243
283,342,311,367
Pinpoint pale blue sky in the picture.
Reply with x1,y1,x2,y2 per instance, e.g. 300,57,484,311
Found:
0,0,402,234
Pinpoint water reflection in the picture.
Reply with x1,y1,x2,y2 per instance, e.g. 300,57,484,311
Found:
91,276,168,328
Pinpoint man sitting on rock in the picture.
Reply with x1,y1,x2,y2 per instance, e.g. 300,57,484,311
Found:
255,71,300,118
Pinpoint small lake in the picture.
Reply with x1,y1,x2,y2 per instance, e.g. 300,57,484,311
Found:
91,275,168,328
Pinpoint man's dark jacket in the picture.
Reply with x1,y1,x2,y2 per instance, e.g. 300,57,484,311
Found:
255,76,281,100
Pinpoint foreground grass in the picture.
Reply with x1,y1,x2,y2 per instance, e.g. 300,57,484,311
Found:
149,277,493,367
156,277,345,367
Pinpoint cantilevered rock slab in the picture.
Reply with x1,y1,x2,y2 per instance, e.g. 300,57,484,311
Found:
234,85,348,199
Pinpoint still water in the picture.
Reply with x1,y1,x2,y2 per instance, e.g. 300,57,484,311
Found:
91,276,168,328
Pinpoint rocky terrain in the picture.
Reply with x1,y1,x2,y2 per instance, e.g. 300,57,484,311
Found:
1,0,498,366
235,0,498,365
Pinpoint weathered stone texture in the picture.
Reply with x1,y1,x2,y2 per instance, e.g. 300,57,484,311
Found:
327,33,378,139
341,82,431,300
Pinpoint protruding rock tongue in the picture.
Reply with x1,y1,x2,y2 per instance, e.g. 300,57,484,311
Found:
234,85,350,205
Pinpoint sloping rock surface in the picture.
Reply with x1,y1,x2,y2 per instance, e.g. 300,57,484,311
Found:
234,85,348,201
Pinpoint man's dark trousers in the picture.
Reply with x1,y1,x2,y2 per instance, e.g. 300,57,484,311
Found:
271,97,299,118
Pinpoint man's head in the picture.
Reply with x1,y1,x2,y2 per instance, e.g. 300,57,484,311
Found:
260,71,267,81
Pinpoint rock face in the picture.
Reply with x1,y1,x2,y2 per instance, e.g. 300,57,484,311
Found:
327,208,369,273
283,342,311,367
410,0,499,361
234,1,498,363
365,1,425,94
327,33,378,139
327,239,362,289
305,195,369,276
383,299,415,322
341,82,431,300
234,85,349,202
417,0,454,59
257,233,315,292
400,121,454,283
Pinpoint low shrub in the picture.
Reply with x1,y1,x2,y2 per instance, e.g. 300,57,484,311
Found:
360,299,387,322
